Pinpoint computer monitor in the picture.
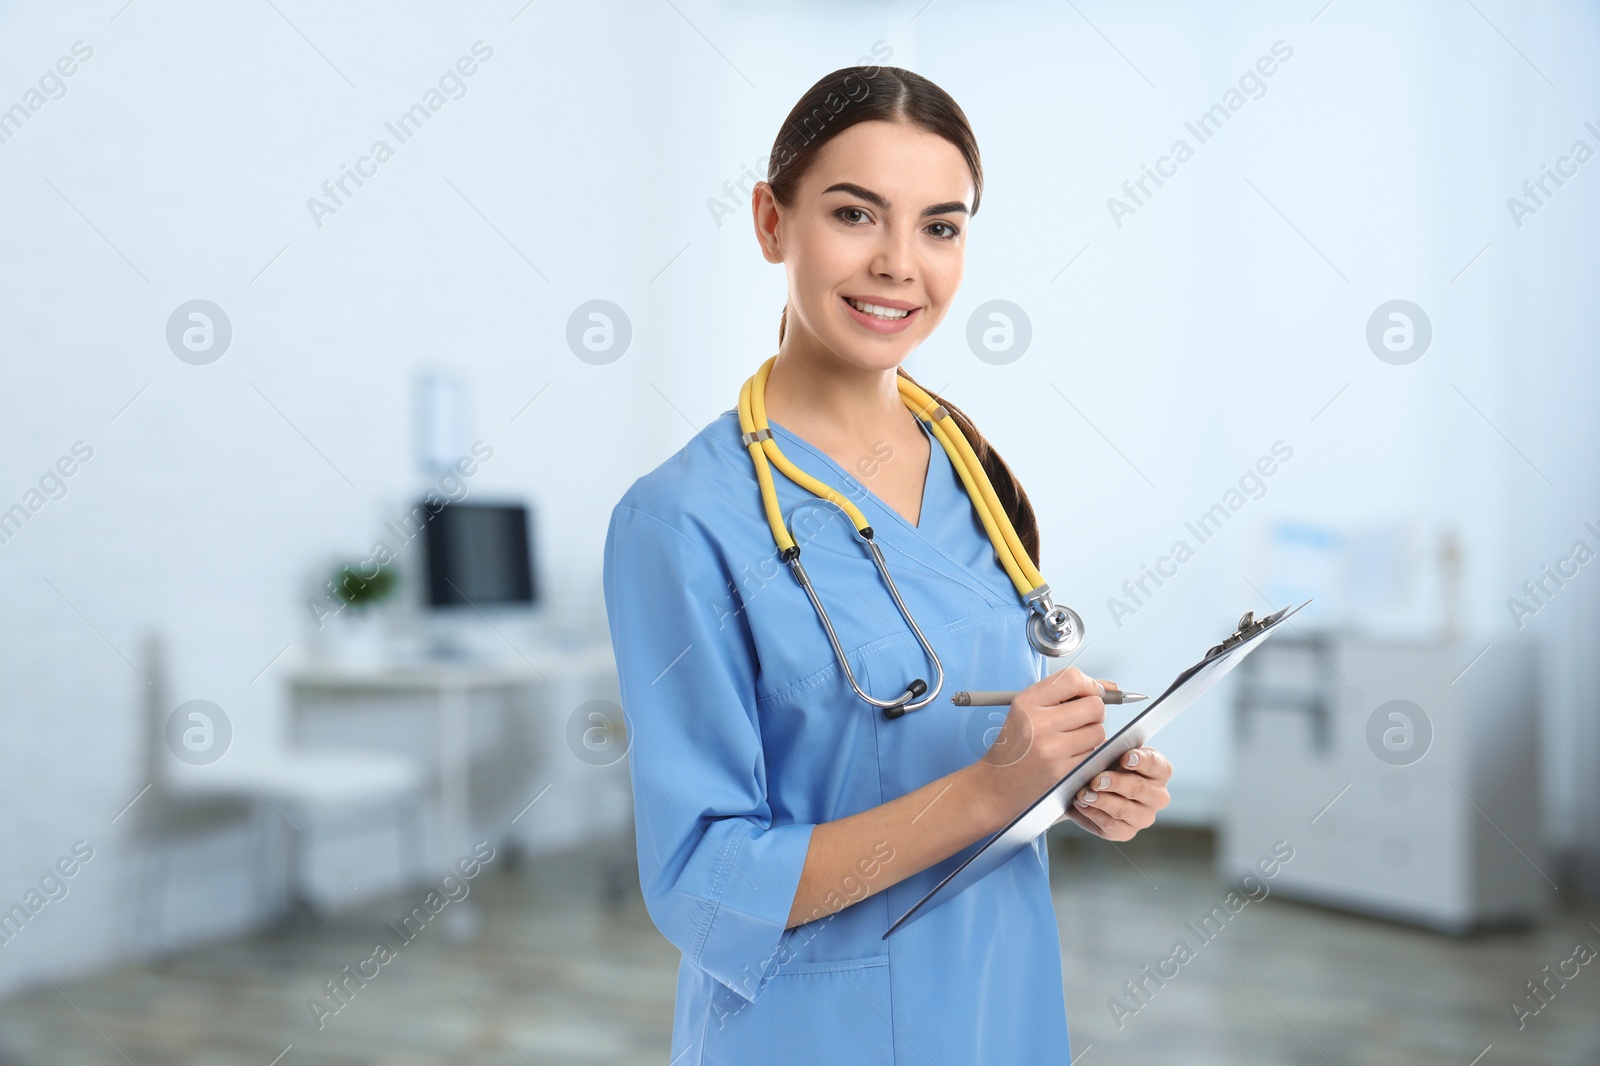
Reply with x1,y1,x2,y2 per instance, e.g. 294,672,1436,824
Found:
421,501,537,609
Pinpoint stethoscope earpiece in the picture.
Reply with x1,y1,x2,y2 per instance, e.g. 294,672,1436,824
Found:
881,679,929,720
782,501,946,715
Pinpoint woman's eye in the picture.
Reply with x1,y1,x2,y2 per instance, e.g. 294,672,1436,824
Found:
834,207,958,240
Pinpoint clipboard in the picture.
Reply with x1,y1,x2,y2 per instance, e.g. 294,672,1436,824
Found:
882,598,1312,939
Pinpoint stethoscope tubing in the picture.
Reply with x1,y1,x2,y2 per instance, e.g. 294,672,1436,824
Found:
784,538,943,714
738,355,1083,718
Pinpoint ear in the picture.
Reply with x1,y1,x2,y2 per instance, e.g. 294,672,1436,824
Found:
752,181,784,265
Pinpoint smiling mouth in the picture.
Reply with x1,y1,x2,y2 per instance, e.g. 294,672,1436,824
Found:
844,296,916,320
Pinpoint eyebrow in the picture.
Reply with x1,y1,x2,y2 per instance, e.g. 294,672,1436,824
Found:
822,181,969,218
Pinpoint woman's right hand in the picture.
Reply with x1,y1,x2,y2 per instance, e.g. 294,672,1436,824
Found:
967,667,1111,825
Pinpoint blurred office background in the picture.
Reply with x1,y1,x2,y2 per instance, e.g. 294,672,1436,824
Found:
2,0,1598,1062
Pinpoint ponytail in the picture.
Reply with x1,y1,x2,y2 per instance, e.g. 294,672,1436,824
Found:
898,367,1042,568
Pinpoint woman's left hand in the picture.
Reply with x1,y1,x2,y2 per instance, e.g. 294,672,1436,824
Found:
1059,747,1172,841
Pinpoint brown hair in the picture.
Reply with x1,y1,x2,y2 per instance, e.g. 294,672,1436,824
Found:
765,65,1041,567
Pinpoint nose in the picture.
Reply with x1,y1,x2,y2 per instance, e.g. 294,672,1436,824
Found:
870,218,919,283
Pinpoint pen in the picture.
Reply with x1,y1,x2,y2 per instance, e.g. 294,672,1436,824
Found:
950,689,1148,707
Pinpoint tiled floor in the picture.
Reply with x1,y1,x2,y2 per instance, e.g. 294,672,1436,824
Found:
2,829,1596,1065
1055,831,1600,1066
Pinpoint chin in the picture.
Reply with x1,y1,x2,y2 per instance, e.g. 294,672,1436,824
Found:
831,316,929,368
835,337,917,373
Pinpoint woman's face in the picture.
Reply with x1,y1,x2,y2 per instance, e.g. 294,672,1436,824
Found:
756,119,973,371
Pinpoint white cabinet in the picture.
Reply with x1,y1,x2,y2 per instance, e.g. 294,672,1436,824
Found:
1219,633,1544,932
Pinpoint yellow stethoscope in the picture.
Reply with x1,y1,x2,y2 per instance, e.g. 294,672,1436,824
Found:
737,354,1084,719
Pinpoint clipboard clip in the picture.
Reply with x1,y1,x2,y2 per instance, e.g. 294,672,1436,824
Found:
1204,605,1289,660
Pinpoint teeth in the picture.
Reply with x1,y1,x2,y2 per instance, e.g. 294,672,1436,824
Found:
848,297,910,320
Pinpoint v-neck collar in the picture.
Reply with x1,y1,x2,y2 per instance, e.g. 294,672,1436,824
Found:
765,413,934,536
763,412,1013,607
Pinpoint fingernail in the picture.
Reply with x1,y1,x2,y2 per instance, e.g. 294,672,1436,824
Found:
1094,681,1105,696
1078,790,1097,804
1097,773,1111,790
1125,751,1140,767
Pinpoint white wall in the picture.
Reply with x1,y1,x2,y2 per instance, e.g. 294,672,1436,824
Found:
2,0,1597,996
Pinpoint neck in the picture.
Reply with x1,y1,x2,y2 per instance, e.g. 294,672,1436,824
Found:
764,325,909,442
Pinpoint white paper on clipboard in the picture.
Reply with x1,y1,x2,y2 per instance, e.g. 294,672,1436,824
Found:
882,599,1313,939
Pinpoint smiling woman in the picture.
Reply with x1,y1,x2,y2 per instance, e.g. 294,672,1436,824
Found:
604,63,1173,1066
756,69,1040,569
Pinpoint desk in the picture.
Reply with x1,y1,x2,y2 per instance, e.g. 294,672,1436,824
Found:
287,643,617,893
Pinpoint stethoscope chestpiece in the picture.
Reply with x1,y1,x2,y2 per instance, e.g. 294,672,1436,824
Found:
881,678,929,720
1023,585,1085,658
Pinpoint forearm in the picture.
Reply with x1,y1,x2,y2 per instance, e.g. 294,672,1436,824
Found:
785,762,1005,929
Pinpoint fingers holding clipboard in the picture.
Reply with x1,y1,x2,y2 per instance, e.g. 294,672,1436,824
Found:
883,599,1313,939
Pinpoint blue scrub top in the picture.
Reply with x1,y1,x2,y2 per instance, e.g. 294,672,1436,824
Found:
603,404,1073,1065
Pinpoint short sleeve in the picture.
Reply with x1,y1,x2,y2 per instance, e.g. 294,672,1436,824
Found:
602,503,816,1004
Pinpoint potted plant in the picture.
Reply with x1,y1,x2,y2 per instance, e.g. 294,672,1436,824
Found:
323,559,399,662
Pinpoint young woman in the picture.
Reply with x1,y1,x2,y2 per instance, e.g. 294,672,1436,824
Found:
603,65,1173,1064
